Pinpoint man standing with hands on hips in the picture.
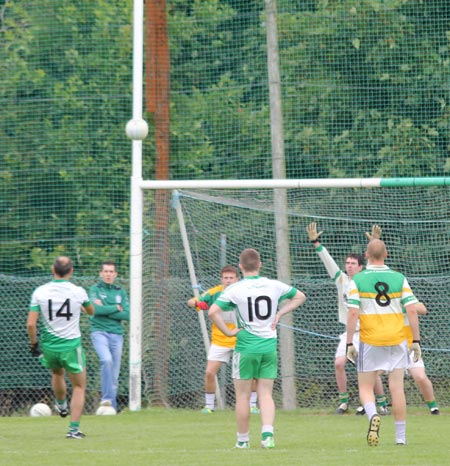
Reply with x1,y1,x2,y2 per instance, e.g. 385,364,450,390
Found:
209,248,306,450
346,239,421,447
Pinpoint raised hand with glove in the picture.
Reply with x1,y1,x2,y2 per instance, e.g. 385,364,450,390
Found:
195,300,209,311
306,222,323,243
365,224,382,241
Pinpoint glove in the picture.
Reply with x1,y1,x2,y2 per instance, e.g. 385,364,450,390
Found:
306,222,323,243
30,342,42,357
409,341,422,363
346,343,358,365
195,301,209,311
365,224,382,241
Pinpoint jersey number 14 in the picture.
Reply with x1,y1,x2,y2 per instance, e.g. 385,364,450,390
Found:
47,298,73,321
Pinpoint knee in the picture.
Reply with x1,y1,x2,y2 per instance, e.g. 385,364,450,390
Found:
335,358,346,371
414,374,427,385
99,355,113,366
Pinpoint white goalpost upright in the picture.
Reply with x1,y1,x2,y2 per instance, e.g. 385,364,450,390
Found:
127,0,147,412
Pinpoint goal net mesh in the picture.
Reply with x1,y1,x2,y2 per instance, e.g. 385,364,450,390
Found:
141,186,450,409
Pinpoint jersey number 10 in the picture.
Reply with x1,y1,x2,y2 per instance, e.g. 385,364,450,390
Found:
247,296,272,321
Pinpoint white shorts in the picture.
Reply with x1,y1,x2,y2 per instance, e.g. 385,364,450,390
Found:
207,344,233,363
335,331,360,358
357,340,409,373
407,352,425,370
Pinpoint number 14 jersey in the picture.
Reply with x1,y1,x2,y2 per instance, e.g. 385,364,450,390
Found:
30,279,90,351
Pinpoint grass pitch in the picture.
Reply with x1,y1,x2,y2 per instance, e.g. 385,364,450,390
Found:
0,407,447,466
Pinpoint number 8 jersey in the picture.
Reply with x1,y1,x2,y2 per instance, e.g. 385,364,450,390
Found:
30,279,91,352
347,265,418,346
214,275,298,353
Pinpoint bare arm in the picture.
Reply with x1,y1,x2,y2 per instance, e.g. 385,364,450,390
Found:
187,297,197,308
83,303,95,316
405,303,420,341
416,302,427,316
27,311,39,345
272,290,306,330
346,307,359,344
208,303,241,337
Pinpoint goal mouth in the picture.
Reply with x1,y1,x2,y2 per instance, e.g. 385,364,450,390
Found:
137,181,450,409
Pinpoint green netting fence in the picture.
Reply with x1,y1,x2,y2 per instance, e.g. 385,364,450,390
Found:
1,0,450,414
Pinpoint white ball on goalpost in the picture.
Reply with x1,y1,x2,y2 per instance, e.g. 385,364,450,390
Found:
125,118,149,140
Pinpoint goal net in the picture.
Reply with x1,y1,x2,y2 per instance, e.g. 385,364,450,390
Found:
141,185,450,410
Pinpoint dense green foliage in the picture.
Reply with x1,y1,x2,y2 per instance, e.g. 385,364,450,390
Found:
1,0,449,275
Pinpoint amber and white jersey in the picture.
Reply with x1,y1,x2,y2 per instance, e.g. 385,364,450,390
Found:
347,265,418,346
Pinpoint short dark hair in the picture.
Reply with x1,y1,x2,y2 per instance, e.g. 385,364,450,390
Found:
346,253,365,266
100,260,117,271
53,256,73,277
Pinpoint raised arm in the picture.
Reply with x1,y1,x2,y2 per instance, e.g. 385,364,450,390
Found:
307,222,340,279
365,224,382,241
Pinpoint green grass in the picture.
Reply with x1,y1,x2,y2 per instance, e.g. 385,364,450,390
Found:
0,407,447,466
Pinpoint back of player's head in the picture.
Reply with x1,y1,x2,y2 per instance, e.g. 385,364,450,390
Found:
221,265,238,277
366,239,387,261
53,256,74,277
346,253,365,266
239,248,261,272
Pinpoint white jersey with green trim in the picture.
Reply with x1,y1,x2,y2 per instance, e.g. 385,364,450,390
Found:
30,280,89,348
215,275,297,339
315,244,355,327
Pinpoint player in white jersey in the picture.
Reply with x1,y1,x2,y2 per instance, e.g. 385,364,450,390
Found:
307,222,389,415
209,248,306,450
27,256,94,439
404,302,439,414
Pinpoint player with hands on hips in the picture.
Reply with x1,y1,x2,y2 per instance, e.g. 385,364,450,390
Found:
187,266,260,414
208,248,306,449
307,222,389,415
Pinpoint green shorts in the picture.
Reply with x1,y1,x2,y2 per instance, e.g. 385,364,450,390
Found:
232,351,277,380
40,346,86,374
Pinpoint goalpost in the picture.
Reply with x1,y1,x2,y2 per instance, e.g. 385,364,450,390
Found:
129,176,450,411
127,0,450,414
